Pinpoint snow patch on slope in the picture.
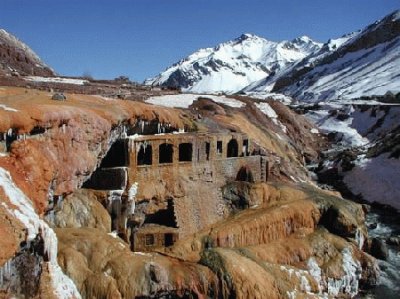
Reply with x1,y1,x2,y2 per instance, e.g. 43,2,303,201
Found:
343,154,400,210
146,93,245,109
0,104,18,112
25,76,88,85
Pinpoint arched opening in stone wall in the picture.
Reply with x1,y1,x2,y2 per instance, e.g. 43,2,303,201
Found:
227,139,239,158
144,199,177,228
179,143,193,162
236,166,255,183
159,143,173,164
137,143,152,165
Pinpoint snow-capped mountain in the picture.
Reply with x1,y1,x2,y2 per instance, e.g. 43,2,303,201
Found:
243,32,358,95
269,10,400,102
0,29,55,77
145,34,322,94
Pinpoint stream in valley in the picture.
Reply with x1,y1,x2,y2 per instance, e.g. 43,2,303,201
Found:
358,208,400,298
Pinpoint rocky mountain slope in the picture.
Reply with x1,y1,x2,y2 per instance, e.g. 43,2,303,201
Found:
145,34,321,94
0,29,55,77
271,10,400,102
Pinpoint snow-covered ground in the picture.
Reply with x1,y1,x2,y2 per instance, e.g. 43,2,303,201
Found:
344,154,400,209
246,92,294,104
146,93,245,109
306,102,400,210
24,76,88,85
285,37,400,102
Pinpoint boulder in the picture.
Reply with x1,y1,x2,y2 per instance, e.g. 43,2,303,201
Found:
48,189,111,232
51,93,66,101
369,238,389,260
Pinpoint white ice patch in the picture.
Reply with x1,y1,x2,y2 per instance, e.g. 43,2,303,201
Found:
0,104,18,112
255,102,288,132
307,258,323,292
307,250,361,298
327,247,361,297
0,167,81,298
146,94,245,109
310,128,319,134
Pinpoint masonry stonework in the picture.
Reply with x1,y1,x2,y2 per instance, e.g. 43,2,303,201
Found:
85,132,268,251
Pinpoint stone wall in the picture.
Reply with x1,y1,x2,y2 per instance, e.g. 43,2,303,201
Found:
128,132,254,169
134,228,179,252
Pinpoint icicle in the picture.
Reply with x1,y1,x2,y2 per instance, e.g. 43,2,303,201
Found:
141,120,145,133
61,124,66,134
127,182,138,216
157,123,161,134
7,128,13,136
355,228,365,250
121,125,127,138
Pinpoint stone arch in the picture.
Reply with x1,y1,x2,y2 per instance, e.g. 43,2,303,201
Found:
227,139,239,158
179,143,193,162
159,143,173,164
236,166,255,183
137,143,152,165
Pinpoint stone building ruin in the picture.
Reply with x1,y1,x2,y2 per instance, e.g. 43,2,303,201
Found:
84,131,269,252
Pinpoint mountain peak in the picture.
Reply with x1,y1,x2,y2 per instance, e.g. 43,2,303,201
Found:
235,33,265,43
291,35,314,44
385,9,400,22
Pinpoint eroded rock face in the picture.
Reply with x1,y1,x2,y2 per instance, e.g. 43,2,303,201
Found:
51,183,377,299
0,87,188,298
48,189,111,232
161,183,376,298
0,87,187,214
56,228,217,298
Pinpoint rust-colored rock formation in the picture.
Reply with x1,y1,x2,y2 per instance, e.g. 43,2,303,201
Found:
0,86,377,298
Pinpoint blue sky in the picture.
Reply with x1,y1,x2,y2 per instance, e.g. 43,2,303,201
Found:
0,0,398,81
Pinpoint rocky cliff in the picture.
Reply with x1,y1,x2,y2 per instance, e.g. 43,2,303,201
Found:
0,29,55,77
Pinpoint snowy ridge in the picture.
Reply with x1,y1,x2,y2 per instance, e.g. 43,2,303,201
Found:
146,34,321,94
0,167,81,298
0,29,46,67
270,10,400,102
244,32,357,94
0,29,54,74
278,36,400,102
